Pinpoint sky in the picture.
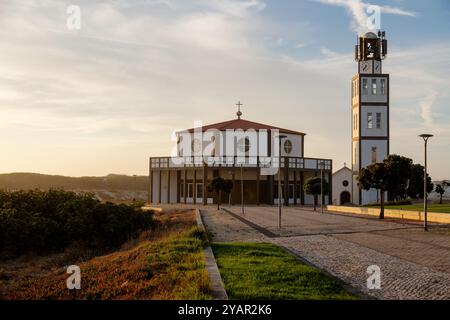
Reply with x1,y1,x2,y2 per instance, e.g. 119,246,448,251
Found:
0,0,449,179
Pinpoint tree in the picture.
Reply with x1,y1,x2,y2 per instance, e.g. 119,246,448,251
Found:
407,164,434,200
358,163,388,219
208,177,233,210
358,154,434,219
222,180,234,207
383,155,413,200
435,184,445,205
303,177,329,211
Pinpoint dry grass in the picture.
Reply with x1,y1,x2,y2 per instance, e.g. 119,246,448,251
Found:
0,209,211,300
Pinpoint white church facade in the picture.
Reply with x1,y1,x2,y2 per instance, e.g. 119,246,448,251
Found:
149,109,333,206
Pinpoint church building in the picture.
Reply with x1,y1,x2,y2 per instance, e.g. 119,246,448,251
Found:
149,107,333,206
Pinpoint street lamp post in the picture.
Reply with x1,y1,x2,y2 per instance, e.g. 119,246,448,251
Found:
419,134,433,231
276,135,287,229
319,161,324,214
241,163,244,215
228,171,233,207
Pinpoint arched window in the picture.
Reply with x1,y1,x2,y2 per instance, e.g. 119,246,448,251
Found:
371,147,377,164
191,139,202,154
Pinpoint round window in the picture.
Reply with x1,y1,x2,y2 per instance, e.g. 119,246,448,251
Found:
238,137,251,153
342,180,349,187
284,140,293,154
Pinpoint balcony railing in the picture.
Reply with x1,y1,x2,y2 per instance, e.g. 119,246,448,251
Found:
150,156,332,171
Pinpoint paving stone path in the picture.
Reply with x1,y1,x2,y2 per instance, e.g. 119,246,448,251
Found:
201,206,450,300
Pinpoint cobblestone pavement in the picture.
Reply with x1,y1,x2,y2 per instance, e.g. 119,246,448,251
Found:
201,206,450,299
200,207,266,242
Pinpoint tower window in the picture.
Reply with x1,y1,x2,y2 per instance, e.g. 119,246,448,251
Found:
367,113,373,129
362,79,368,94
372,79,377,95
376,113,382,129
380,79,386,95
371,147,377,164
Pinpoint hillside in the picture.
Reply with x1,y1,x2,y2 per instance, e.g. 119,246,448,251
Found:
0,210,211,300
0,173,148,191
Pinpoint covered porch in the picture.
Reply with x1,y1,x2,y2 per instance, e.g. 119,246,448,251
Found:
149,156,332,206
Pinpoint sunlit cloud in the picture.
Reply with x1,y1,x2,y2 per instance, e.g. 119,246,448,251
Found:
315,0,416,32
0,0,448,179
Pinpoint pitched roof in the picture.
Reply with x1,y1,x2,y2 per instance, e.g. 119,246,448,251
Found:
182,118,306,136
333,166,352,175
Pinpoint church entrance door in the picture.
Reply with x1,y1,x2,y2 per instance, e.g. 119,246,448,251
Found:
340,191,351,205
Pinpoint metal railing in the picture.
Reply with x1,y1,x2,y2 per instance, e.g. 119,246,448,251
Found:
150,156,332,171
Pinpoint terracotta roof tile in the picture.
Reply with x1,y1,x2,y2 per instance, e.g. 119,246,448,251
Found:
182,118,306,136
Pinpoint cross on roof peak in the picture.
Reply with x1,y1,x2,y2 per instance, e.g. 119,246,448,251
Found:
236,101,243,119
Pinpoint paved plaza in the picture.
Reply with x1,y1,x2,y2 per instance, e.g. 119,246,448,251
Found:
200,206,450,299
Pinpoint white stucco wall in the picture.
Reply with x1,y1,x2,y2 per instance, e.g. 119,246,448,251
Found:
361,140,388,168
360,76,388,104
360,105,388,137
332,167,352,205
176,130,304,158
152,171,160,203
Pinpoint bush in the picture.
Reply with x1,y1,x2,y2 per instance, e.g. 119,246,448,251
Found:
0,190,154,260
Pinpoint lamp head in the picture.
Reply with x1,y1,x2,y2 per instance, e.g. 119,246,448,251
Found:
419,134,434,140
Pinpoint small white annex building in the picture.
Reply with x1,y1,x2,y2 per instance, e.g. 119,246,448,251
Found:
332,165,352,205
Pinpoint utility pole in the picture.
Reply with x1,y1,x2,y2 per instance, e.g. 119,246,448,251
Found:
276,135,287,229
241,163,244,215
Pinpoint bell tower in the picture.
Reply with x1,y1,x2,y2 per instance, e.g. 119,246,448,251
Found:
351,31,389,205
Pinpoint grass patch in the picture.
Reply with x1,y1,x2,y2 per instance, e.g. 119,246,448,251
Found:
366,204,450,213
1,211,211,300
212,242,358,300
143,227,211,300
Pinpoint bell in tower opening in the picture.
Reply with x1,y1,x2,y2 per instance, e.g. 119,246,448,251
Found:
355,31,387,61
351,30,390,205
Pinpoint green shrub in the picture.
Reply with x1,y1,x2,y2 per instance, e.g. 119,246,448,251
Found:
0,190,153,260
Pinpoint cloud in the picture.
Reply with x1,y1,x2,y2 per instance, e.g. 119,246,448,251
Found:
320,47,338,57
203,0,267,17
420,89,438,128
0,0,448,179
315,0,416,32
